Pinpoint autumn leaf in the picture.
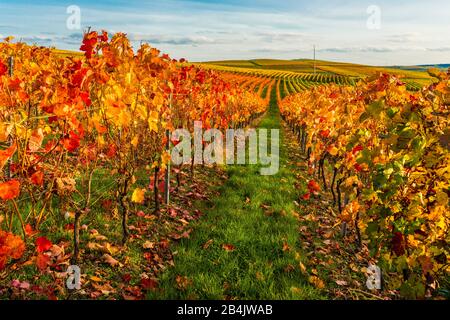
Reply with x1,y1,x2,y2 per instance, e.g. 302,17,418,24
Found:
131,188,146,204
142,241,154,249
222,244,236,251
309,275,325,289
0,144,16,171
0,60,8,77
202,239,213,250
0,230,25,269
307,180,321,194
30,171,44,186
102,254,120,267
0,180,20,200
28,128,44,152
175,275,192,291
140,278,158,290
36,236,52,253
36,253,50,271
25,224,37,236
335,280,348,286
302,193,311,200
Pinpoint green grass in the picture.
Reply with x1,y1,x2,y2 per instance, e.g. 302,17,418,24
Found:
147,87,326,300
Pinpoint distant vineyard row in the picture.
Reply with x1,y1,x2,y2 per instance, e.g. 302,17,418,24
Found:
201,63,426,94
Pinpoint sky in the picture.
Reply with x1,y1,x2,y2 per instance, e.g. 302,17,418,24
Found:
0,0,449,65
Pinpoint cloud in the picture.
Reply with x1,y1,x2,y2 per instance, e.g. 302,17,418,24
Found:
385,32,421,43
317,46,429,53
19,35,54,45
427,46,450,52
254,31,309,43
129,33,217,45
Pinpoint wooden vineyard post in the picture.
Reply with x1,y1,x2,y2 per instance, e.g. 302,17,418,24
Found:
6,56,14,179
164,129,170,206
164,93,172,206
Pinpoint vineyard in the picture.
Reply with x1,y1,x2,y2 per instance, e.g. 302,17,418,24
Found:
0,31,449,300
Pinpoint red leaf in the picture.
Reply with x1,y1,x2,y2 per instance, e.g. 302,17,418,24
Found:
352,145,363,155
62,131,80,152
140,278,157,290
319,130,330,138
302,193,311,200
307,180,321,193
122,273,132,283
158,181,165,194
80,32,98,59
36,236,52,253
0,60,7,77
64,223,74,231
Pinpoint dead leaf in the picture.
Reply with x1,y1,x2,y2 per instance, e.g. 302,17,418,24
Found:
309,275,325,289
102,254,119,267
90,276,103,282
202,239,213,250
142,241,154,249
176,275,192,291
141,278,158,290
222,244,236,251
299,262,307,274
335,280,348,286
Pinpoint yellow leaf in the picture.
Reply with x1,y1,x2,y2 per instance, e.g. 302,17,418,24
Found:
131,188,146,204
308,275,325,289
328,146,338,156
90,276,103,282
436,191,448,206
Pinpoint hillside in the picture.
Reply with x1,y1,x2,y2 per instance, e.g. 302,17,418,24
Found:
202,58,436,88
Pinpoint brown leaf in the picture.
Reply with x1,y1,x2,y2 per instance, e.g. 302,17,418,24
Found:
140,278,158,290
202,239,214,250
335,280,348,286
309,275,325,289
222,244,236,251
142,241,154,249
102,254,119,267
176,275,192,291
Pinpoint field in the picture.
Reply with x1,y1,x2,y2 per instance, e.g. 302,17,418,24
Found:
199,58,435,91
0,32,449,301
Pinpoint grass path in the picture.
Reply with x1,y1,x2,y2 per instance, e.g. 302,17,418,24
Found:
149,88,325,299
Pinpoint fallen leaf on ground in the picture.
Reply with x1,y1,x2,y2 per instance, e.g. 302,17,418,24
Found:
101,254,119,267
309,275,325,289
222,244,236,251
202,239,214,249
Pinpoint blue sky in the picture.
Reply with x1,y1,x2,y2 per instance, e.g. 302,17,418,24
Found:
1,0,449,65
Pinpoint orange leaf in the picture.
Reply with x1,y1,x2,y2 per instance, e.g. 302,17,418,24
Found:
30,171,44,186
0,144,16,171
222,244,236,251
36,253,50,270
0,180,20,200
